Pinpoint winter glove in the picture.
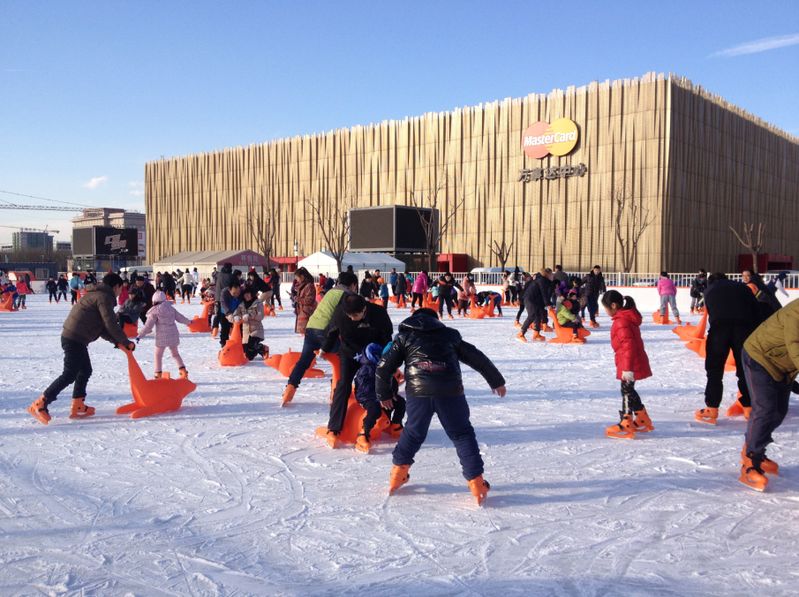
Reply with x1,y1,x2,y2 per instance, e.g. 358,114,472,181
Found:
242,314,249,321
233,316,242,322
621,371,635,382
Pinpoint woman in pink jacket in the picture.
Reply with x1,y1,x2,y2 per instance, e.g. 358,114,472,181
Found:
410,270,429,310
657,271,681,324
137,290,192,378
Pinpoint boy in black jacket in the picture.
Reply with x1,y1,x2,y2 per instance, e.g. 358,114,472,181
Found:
376,308,506,505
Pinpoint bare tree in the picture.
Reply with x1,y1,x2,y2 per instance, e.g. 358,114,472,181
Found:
304,194,353,273
729,222,765,273
489,239,513,270
408,178,466,272
613,188,653,273
240,201,276,268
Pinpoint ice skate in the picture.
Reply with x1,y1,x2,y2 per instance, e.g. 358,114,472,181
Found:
467,475,491,506
589,321,600,328
531,331,545,342
355,433,370,453
606,414,636,439
515,332,527,343
741,446,778,475
69,397,95,419
325,431,341,449
388,423,403,438
633,408,655,432
514,320,521,328
694,407,719,425
388,464,411,494
542,324,554,333
211,327,219,338
726,398,745,417
571,335,586,344
154,371,162,379
28,396,51,425
281,384,296,407
676,317,682,325
739,464,768,492
178,367,189,379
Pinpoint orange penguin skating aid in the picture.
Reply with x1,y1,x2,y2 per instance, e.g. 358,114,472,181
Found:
117,349,196,419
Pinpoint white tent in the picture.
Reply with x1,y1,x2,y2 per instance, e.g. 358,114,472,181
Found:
297,251,405,277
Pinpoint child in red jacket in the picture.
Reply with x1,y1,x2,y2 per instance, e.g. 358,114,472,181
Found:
601,290,654,439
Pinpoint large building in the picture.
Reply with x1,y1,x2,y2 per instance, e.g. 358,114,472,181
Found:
71,208,147,271
145,73,799,272
12,230,53,255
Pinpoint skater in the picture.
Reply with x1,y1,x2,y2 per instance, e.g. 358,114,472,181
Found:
228,286,269,361
46,277,58,303
556,294,585,343
695,273,762,425
137,290,191,379
517,269,553,342
13,276,31,310
281,272,359,406
179,269,194,303
582,265,606,328
437,273,461,320
657,272,681,324
69,272,83,304
601,290,655,439
131,275,156,324
410,270,429,310
396,272,408,304
737,298,799,491
476,290,503,316
218,280,242,347
319,293,393,447
292,268,317,335
268,269,283,310
352,342,406,453
514,272,532,328
379,277,390,309
690,269,707,314
376,308,506,505
29,273,134,424
56,275,69,303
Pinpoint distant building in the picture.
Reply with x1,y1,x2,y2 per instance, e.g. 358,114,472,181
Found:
55,241,72,252
0,244,12,254
12,230,53,255
71,208,146,271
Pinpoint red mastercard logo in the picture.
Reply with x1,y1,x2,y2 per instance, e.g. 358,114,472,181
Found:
522,118,579,159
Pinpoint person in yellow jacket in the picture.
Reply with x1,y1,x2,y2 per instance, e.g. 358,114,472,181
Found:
738,299,799,491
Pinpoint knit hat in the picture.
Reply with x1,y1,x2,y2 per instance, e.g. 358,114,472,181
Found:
364,342,384,364
152,290,167,304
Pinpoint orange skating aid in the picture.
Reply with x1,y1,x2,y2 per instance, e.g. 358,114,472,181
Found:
0,293,16,311
117,348,196,418
652,304,670,325
547,308,590,344
218,321,249,367
188,301,214,333
265,349,325,379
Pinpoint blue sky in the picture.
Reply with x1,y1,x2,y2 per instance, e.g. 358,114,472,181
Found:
1,0,797,244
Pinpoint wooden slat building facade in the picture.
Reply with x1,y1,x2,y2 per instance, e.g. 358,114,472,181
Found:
145,73,799,272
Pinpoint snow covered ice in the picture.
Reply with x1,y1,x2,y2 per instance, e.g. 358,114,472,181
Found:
1,290,798,596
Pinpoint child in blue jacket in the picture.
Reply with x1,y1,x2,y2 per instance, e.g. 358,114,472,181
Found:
353,342,406,453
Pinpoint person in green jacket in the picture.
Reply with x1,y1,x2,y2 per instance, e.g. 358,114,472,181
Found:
556,294,585,343
281,271,358,406
29,273,135,425
738,298,799,491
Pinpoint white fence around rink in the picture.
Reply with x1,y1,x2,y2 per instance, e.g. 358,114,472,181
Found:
282,271,799,290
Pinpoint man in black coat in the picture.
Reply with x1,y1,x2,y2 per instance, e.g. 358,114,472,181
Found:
695,273,763,424
581,265,606,327
518,269,553,342
321,294,393,445
376,308,506,503
131,275,156,323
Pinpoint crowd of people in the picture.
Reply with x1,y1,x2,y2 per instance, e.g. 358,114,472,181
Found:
14,260,799,497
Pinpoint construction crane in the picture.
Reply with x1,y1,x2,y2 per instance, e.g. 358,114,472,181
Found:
0,203,82,212
0,225,60,234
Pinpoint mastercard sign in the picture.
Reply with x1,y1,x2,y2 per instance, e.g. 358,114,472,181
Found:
522,118,579,159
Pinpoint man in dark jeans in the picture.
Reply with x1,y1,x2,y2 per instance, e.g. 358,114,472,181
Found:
319,294,393,447
29,273,135,425
282,272,358,406
694,273,762,425
581,265,606,327
738,298,799,491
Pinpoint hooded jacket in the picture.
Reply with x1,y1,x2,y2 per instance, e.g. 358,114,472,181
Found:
139,300,192,347
230,298,265,342
375,311,505,401
215,264,233,301
62,284,130,347
609,307,652,381
704,279,761,326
